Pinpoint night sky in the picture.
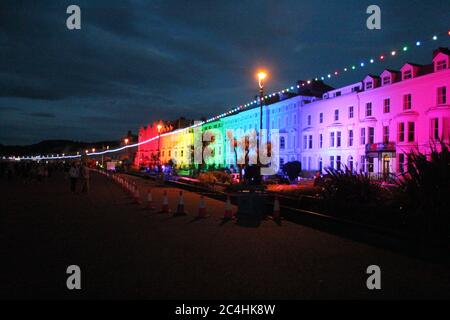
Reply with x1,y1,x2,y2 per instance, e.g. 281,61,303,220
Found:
0,0,448,145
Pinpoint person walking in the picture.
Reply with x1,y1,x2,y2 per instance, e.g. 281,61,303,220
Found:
69,163,80,193
81,164,90,194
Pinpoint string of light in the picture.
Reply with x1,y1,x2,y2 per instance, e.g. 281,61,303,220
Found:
5,30,449,161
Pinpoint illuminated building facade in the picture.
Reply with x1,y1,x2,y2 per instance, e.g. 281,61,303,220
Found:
135,48,450,178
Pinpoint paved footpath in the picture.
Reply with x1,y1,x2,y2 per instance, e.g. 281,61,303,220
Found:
1,171,449,299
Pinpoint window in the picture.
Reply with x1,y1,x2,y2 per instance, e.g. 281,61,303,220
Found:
303,136,307,149
360,156,366,172
168,150,171,157
181,150,184,157
319,134,323,149
368,127,375,144
399,154,405,173
336,131,341,147
403,70,412,80
398,123,405,142
318,158,323,172
366,82,373,90
349,106,354,119
307,115,312,126
360,128,366,145
348,156,354,172
330,156,335,169
367,158,374,173
308,135,313,149
431,118,439,140
403,94,412,110
383,98,390,113
334,110,339,121
383,126,390,144
348,130,354,147
382,76,391,85
280,157,285,169
437,86,447,105
280,137,286,150
319,113,323,124
436,60,447,71
366,102,373,117
336,156,342,171
330,132,335,147
408,122,415,142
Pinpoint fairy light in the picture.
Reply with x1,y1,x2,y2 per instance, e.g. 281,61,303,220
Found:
11,29,448,161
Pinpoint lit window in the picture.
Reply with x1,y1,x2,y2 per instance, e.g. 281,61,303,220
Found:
436,60,447,71
408,122,415,142
437,86,447,105
348,130,354,147
383,126,389,144
360,128,366,145
280,137,286,150
366,102,373,117
403,70,412,80
398,123,405,142
368,127,375,144
383,98,390,113
431,118,439,140
403,94,412,110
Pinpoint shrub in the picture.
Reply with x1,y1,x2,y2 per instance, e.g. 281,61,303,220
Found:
397,142,450,241
283,161,302,181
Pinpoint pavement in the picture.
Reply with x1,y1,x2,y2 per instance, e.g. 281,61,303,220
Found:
1,170,450,299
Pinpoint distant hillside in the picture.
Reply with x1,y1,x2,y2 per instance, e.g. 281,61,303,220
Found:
0,140,120,157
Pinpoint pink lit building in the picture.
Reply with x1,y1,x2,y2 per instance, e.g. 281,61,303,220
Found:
300,47,450,178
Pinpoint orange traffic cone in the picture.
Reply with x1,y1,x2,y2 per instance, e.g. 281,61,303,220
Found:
197,195,207,218
146,189,155,210
273,196,281,221
134,184,140,203
159,190,170,213
175,191,187,216
223,195,233,220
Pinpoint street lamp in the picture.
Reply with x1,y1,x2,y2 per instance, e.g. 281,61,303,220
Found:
157,124,163,171
256,70,268,168
124,138,129,145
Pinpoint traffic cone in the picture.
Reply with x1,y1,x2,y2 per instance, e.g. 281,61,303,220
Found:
175,191,187,216
197,195,207,218
159,190,170,213
134,184,140,203
146,189,155,210
223,195,233,220
273,196,281,221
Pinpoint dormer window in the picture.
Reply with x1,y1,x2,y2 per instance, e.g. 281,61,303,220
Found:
365,82,373,90
403,69,412,80
436,60,447,71
382,76,391,85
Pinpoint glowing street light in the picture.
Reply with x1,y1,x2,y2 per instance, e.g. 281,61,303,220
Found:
124,138,129,145
257,71,267,89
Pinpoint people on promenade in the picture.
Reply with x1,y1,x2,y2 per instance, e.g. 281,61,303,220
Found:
69,162,80,193
81,164,90,194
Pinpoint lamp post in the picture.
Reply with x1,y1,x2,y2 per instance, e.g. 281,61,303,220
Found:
257,71,267,168
157,124,162,172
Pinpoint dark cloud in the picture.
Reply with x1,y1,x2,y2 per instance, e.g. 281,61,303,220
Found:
28,112,56,118
0,0,449,144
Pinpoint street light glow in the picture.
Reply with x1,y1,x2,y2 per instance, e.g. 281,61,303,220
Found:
257,71,268,89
